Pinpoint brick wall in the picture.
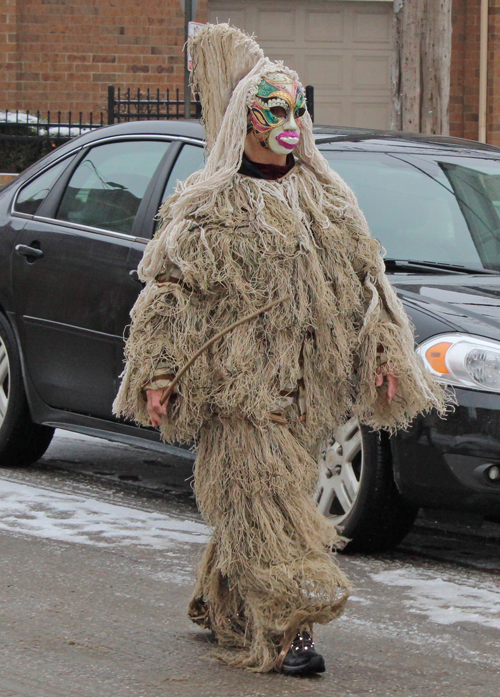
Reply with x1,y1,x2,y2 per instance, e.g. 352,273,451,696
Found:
0,0,16,108
0,0,208,117
450,0,500,146
488,0,500,143
4,0,500,145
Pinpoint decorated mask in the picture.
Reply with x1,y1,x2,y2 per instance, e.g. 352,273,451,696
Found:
248,72,307,155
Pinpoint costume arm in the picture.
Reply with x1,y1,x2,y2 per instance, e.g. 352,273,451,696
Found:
140,265,187,397
343,195,450,431
112,242,214,443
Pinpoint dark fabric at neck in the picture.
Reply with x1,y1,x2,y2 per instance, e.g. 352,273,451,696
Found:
238,152,295,180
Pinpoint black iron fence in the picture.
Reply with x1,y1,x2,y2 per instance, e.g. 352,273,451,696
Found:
107,85,201,124
107,85,312,124
1,84,315,173
0,86,202,173
0,110,105,173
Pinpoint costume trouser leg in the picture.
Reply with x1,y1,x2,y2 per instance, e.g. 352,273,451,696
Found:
188,417,350,672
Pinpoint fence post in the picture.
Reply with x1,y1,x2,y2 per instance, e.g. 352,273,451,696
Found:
305,85,314,123
193,96,202,118
107,85,115,125
184,0,193,119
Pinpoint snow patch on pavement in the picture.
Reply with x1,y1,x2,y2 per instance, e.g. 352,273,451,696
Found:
347,595,370,605
371,567,500,630
0,478,209,549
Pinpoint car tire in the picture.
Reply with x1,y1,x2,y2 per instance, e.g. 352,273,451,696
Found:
0,313,54,467
314,417,418,553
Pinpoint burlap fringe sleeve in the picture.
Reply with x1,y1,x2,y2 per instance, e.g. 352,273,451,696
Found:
112,206,221,445
343,198,454,433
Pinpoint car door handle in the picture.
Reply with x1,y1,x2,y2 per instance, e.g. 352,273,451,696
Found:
15,244,44,259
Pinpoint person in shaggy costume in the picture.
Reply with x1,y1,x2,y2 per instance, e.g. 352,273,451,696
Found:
114,24,449,676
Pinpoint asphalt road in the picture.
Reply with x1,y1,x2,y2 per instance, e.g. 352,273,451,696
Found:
0,430,499,697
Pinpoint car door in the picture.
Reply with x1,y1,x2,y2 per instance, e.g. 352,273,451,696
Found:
11,137,173,419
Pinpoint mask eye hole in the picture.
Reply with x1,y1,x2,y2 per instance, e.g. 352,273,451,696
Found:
269,106,287,119
295,107,306,118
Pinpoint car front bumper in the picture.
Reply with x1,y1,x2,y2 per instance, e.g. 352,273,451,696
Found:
391,387,500,515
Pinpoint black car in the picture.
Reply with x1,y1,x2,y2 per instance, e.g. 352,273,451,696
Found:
1,120,500,552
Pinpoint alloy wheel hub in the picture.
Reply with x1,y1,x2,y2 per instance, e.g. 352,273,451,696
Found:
314,417,363,525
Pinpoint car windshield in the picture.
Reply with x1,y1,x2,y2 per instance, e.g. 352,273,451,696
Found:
322,150,500,272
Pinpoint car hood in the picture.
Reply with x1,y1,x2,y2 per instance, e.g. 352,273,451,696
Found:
389,273,500,342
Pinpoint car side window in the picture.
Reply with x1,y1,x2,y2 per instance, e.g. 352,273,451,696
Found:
14,159,69,216
57,140,170,235
161,144,205,204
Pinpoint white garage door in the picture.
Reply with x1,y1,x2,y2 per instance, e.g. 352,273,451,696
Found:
208,0,393,129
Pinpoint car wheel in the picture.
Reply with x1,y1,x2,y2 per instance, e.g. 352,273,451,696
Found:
0,313,54,467
314,417,418,553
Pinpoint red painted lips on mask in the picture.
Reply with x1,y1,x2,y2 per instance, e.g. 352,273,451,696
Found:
276,131,300,150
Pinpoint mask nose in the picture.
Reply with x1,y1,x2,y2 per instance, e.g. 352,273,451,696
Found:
282,111,298,132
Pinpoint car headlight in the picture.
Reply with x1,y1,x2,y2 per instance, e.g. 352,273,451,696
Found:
416,333,500,392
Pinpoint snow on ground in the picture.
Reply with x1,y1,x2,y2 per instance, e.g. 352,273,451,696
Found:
0,478,209,550
371,567,500,630
0,111,94,136
1,463,499,642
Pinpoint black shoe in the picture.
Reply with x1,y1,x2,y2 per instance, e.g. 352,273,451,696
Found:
277,631,326,676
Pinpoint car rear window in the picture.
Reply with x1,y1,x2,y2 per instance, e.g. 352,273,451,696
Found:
14,159,69,216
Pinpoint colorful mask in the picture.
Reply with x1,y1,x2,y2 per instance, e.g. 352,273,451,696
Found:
248,72,307,155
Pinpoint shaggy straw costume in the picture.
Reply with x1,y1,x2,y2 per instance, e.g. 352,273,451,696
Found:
114,24,449,672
